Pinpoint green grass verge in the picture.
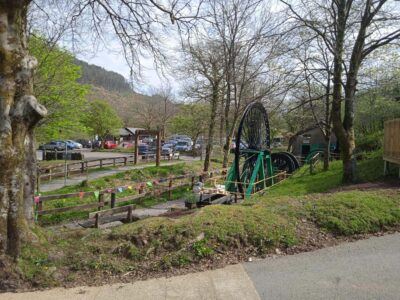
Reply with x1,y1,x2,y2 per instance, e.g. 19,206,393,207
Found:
16,154,400,289
308,190,400,235
267,154,384,197
38,161,213,225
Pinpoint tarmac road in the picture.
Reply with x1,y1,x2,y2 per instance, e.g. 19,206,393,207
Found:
2,233,400,299
244,232,400,300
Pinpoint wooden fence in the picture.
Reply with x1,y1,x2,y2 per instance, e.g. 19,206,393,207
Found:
384,119,400,165
34,168,227,223
37,153,180,185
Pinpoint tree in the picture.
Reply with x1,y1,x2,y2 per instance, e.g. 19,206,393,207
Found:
179,40,225,171
30,35,90,143
85,100,123,139
0,0,199,258
169,103,210,146
281,0,400,182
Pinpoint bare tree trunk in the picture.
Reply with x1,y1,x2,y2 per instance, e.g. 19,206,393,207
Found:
323,133,331,171
330,0,355,183
0,2,47,258
204,86,218,172
219,97,225,146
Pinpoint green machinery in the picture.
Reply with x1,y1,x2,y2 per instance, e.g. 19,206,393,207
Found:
225,102,299,198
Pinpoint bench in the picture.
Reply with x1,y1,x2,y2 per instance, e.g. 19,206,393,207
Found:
89,204,136,228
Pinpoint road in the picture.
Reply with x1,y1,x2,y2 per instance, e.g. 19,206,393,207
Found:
2,233,399,299
38,150,200,192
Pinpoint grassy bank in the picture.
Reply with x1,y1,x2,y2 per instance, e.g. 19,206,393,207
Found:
38,162,208,225
10,155,400,290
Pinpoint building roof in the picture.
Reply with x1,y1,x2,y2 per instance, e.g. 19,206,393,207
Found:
125,127,145,135
119,128,131,136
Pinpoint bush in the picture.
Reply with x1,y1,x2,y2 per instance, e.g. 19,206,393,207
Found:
355,131,383,153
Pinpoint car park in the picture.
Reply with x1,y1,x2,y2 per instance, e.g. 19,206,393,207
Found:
162,143,175,156
104,141,118,149
39,141,69,151
76,139,92,148
138,144,149,154
67,140,82,149
175,140,191,152
118,142,133,149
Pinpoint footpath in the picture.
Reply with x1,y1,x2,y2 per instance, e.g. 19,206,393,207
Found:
40,161,182,193
2,233,400,300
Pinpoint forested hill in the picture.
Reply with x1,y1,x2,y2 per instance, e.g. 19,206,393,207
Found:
75,59,132,93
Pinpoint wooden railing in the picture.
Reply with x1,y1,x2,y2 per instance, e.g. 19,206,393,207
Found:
37,153,179,185
309,152,321,174
34,168,227,223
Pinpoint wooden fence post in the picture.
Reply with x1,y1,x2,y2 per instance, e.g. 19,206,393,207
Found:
113,158,116,167
127,206,133,222
191,176,195,189
100,159,103,168
36,169,41,194
98,193,104,211
168,178,173,201
111,192,116,208
95,214,99,228
124,157,127,166
81,162,85,173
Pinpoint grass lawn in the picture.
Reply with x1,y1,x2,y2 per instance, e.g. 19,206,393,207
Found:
38,161,218,225
15,153,400,289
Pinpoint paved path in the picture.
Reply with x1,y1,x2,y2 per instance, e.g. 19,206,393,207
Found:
2,233,400,299
39,158,198,192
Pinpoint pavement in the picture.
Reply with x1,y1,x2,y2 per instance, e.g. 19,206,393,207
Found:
2,233,400,300
39,152,199,192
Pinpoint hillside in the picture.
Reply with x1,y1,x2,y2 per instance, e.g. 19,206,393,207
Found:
76,58,166,126
75,59,132,94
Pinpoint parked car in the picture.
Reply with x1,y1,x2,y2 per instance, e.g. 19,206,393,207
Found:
39,141,69,151
175,141,191,152
166,139,179,146
104,140,118,149
138,144,149,155
162,143,175,156
118,142,133,149
56,140,78,150
66,140,82,149
92,140,102,149
76,139,92,148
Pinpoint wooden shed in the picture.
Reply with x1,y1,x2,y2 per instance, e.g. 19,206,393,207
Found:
289,125,338,158
383,119,400,176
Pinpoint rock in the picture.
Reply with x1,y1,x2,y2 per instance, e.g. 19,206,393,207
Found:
195,232,205,241
46,266,57,276
248,257,253,262
275,248,282,255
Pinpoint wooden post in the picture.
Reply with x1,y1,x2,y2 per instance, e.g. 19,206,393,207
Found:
98,193,104,211
48,168,52,181
38,199,43,213
100,159,103,168
81,162,85,173
124,157,127,166
111,192,116,208
127,206,133,223
168,178,173,201
36,169,41,194
95,213,99,228
191,176,195,189
134,133,139,165
113,158,116,167
156,130,161,167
